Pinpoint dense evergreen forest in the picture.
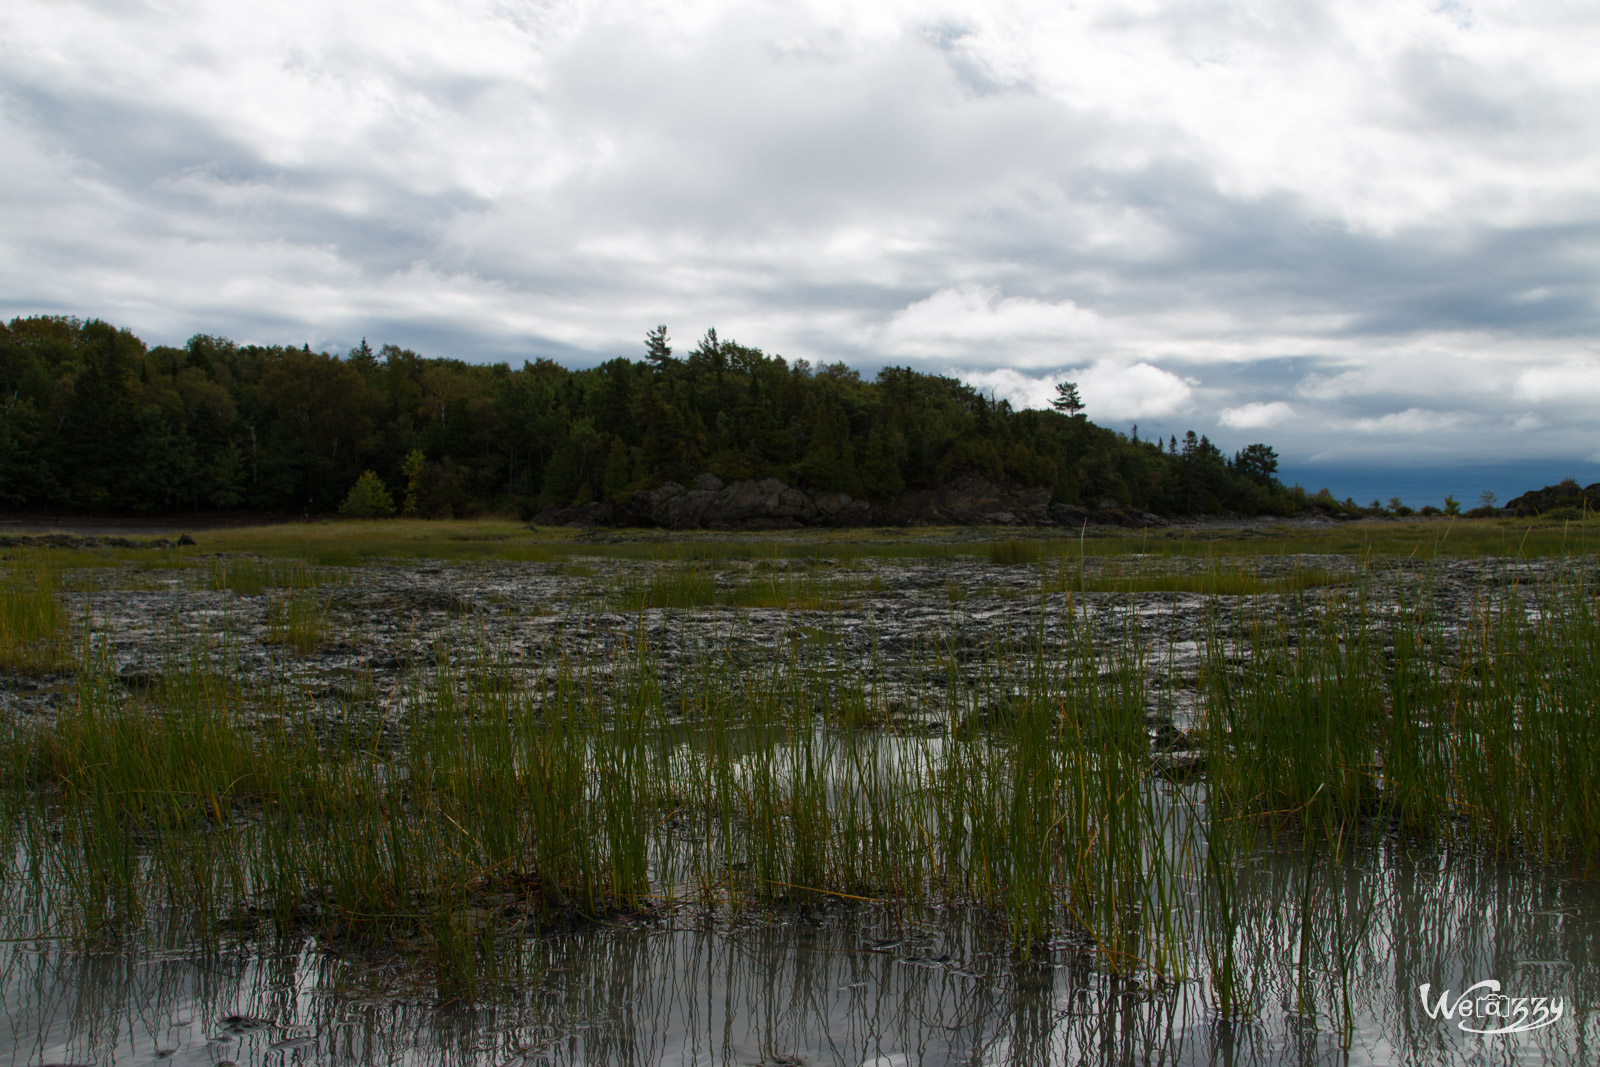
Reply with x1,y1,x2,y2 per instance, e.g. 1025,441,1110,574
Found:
0,315,1304,519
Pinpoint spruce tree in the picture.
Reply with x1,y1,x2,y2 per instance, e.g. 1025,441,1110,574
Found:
644,325,673,369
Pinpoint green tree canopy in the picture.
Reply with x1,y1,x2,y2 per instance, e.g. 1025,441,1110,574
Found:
0,314,1302,520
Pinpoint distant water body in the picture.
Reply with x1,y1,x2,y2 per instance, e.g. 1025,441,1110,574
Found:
1279,459,1600,511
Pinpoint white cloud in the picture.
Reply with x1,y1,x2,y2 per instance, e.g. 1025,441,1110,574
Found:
882,286,1104,362
0,0,1598,466
1219,401,1295,429
960,360,1193,421
1349,408,1459,434
1513,360,1600,403
956,368,1056,411
1078,362,1196,419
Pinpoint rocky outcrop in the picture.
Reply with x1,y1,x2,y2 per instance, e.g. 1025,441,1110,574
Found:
868,475,1052,527
1504,481,1600,517
630,475,828,529
1048,498,1168,529
532,474,1167,530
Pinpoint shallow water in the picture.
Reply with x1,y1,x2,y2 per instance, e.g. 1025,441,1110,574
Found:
5,553,1599,1065
6,844,1596,1066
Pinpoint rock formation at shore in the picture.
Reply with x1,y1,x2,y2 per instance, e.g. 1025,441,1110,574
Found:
1503,481,1600,517
532,473,1167,530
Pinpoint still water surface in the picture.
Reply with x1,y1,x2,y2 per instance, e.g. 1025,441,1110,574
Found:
5,845,1595,1066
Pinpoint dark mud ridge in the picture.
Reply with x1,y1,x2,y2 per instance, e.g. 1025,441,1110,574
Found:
533,472,1169,530
0,532,197,549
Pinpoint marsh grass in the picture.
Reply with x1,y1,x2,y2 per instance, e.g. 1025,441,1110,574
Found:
266,591,331,653
1199,562,1600,865
0,560,67,673
175,512,1599,566
6,548,1600,1005
1,603,1196,991
1053,557,1344,596
608,564,721,611
4,514,1594,581
209,557,340,595
606,563,873,612
723,571,862,610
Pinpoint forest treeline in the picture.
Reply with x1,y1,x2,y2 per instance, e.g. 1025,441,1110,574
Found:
0,315,1304,519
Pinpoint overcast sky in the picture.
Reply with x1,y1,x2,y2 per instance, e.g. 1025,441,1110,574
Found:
4,0,1598,498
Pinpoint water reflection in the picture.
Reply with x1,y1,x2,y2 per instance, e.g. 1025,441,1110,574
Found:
3,844,1595,1066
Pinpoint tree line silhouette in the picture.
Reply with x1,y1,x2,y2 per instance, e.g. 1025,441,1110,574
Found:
0,316,1302,519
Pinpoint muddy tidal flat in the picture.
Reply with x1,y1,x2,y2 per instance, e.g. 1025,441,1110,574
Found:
2,529,1598,1066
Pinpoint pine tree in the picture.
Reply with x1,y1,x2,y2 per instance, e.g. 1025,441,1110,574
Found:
645,325,673,370
1050,381,1084,417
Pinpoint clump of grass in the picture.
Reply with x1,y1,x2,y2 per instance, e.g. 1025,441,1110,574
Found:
266,591,330,652
583,540,967,564
1199,563,1600,865
209,557,271,594
0,561,67,673
610,563,872,611
1200,594,1385,833
725,571,862,610
210,557,333,595
609,564,721,611
1054,557,1342,596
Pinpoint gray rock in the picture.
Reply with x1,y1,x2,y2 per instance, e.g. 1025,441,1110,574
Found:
1050,504,1090,527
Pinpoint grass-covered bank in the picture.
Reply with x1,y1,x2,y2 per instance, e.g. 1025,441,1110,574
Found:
1,534,1598,1043
8,510,1600,571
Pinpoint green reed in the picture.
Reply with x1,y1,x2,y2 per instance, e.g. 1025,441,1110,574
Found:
723,569,865,610
265,590,330,652
1448,564,1600,860
209,557,331,595
608,562,872,612
7,551,1598,1001
1200,589,1385,832
1199,561,1600,865
0,559,67,673
1053,556,1343,596
608,563,721,610
1,603,1193,990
